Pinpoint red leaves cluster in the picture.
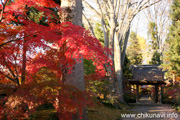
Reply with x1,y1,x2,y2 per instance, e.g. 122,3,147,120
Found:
0,81,91,120
0,0,113,119
164,84,180,104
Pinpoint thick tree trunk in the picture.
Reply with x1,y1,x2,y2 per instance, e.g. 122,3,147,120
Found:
108,7,117,93
114,34,125,103
61,0,87,120
61,0,85,90
121,26,130,66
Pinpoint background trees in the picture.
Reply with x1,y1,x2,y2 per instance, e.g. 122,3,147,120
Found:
163,0,180,84
148,21,161,65
83,0,162,103
135,0,172,65
126,32,142,65
161,0,180,110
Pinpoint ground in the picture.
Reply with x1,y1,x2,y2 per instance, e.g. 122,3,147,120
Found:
122,97,180,120
1,95,179,120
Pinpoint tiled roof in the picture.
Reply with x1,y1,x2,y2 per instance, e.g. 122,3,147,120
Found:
130,65,164,82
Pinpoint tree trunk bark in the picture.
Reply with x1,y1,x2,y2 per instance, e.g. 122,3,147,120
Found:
61,0,85,90
114,34,125,103
121,26,130,66
60,0,87,120
101,19,108,49
21,39,27,85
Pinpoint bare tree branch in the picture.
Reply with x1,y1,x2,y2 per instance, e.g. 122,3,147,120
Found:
136,0,162,14
82,13,95,37
82,0,101,17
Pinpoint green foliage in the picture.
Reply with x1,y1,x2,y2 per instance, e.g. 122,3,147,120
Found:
27,7,44,24
123,55,132,79
162,0,180,77
149,51,161,65
126,32,142,65
99,97,122,109
148,22,159,50
147,21,162,65
26,7,59,26
88,79,110,100
7,0,14,5
84,59,95,75
170,0,180,22
94,23,104,45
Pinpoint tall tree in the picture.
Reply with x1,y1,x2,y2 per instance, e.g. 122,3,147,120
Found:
163,0,180,85
139,0,172,64
144,0,171,53
148,22,161,65
126,32,142,65
137,35,149,64
83,0,161,103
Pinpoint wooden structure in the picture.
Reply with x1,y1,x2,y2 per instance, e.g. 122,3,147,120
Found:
129,65,166,103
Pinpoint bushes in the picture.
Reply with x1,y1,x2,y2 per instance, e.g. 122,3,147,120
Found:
0,81,90,120
124,92,136,103
176,94,180,106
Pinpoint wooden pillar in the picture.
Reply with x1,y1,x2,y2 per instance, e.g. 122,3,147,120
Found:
136,84,139,103
159,85,163,104
155,84,158,103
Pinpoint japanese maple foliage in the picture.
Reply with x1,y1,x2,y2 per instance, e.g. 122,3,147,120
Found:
0,0,113,119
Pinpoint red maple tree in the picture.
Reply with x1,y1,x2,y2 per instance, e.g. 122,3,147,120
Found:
0,0,113,119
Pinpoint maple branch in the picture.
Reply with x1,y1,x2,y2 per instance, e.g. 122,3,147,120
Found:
0,38,22,48
0,0,8,22
4,59,17,79
4,74,16,82
0,70,16,83
0,32,37,48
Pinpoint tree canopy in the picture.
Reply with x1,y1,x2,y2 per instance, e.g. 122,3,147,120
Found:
126,32,142,65
163,0,180,79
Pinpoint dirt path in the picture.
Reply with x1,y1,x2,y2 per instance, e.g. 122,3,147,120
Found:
122,97,180,120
